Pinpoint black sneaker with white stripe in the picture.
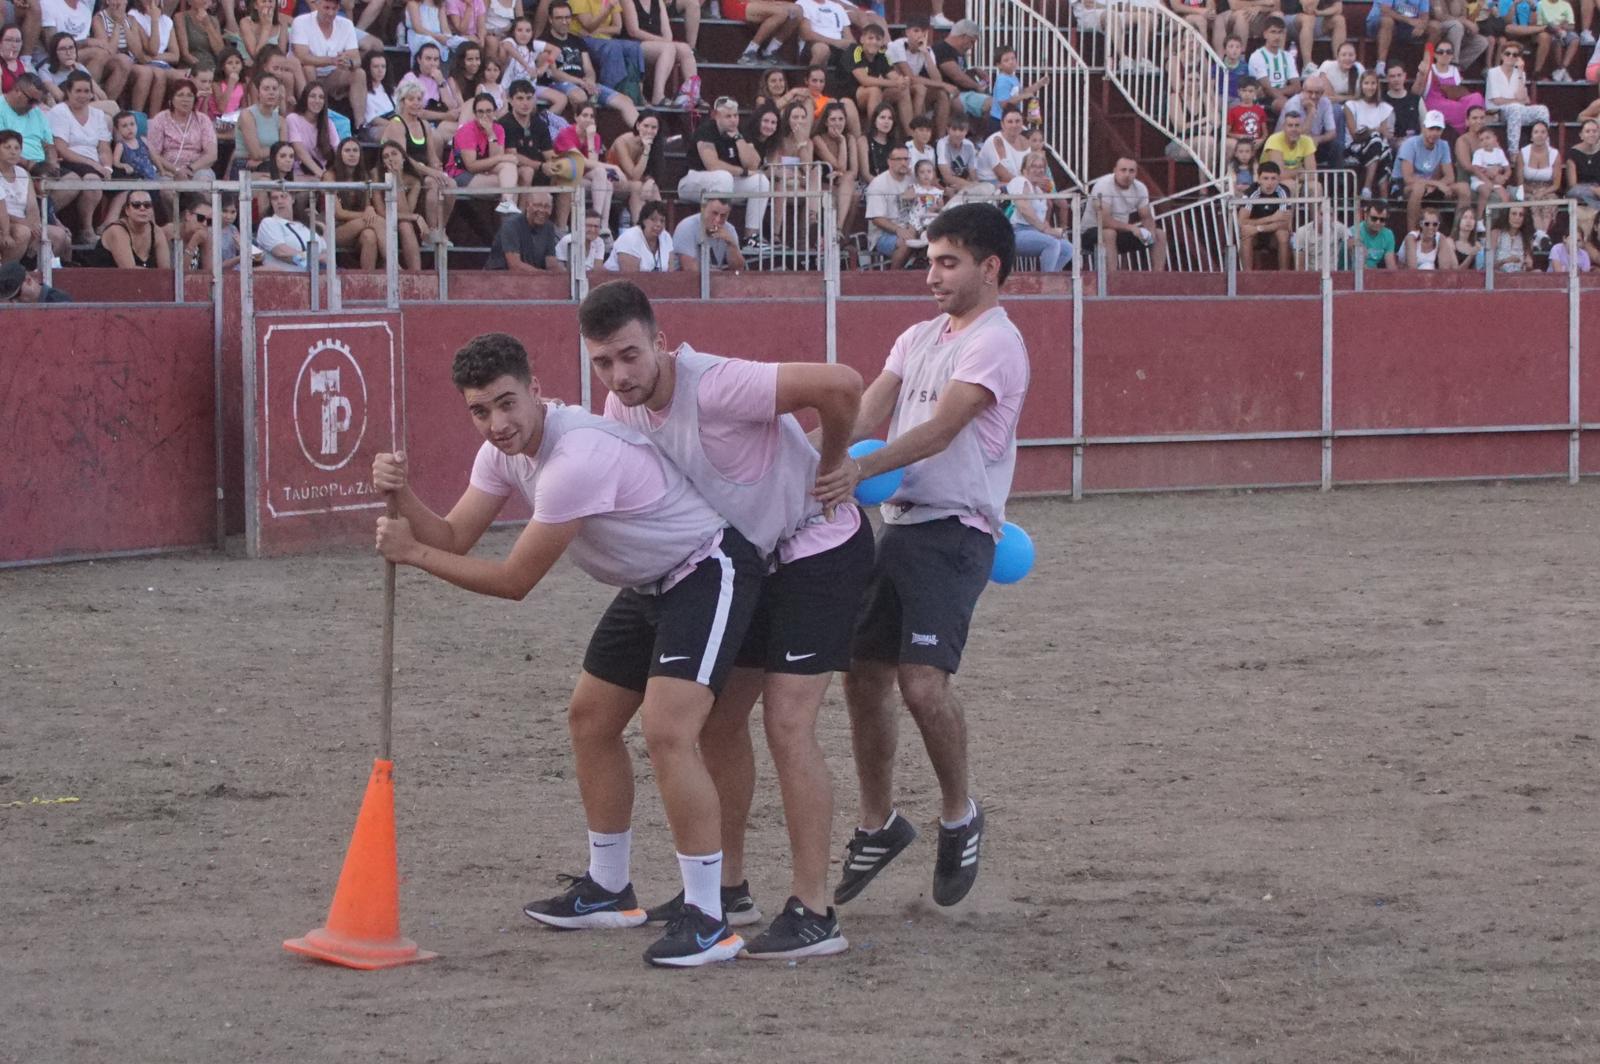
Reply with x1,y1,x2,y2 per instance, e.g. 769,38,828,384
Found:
741,897,848,960
522,872,648,930
645,881,763,927
932,800,985,906
833,811,918,905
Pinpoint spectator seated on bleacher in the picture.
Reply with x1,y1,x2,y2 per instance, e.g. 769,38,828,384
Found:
1081,155,1168,271
1357,200,1399,267
678,95,769,253
1484,44,1548,153
811,99,860,231
1413,41,1485,132
543,1,640,126
256,185,323,270
1399,205,1453,267
620,0,700,107
673,193,746,270
289,0,367,103
1262,108,1318,191
47,70,110,245
0,259,72,300
1007,149,1072,271
930,18,989,127
1249,18,1300,116
1395,109,1468,229
485,187,559,269
1369,0,1431,76
864,140,916,266
1486,201,1533,269
1292,184,1354,270
888,15,954,134
604,196,675,269
1236,159,1292,270
1566,118,1600,205
1275,74,1339,168
975,103,1028,187
738,0,802,67
556,208,606,271
1343,70,1397,198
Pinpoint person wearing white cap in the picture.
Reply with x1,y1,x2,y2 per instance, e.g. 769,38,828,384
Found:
1394,108,1469,230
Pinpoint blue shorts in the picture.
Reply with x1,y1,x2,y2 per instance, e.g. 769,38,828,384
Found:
959,90,987,118
1368,7,1419,39
874,231,899,257
552,80,620,107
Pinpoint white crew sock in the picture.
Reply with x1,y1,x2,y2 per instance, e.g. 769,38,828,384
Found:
678,851,724,920
762,37,782,54
587,828,632,893
940,798,977,831
741,41,758,55
859,808,902,835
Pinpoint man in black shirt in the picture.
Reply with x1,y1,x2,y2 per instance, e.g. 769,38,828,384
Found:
486,189,560,271
1236,161,1292,270
931,19,991,126
675,96,770,251
500,80,556,189
542,2,640,126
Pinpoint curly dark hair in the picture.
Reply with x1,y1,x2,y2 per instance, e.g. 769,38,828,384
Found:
452,333,532,390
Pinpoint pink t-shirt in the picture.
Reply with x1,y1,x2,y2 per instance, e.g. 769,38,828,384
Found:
630,359,859,563
553,125,601,157
449,120,505,176
885,313,1029,463
469,425,666,522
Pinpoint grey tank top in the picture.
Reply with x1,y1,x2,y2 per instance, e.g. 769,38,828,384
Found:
247,105,281,147
534,403,726,591
882,307,1027,537
609,346,823,557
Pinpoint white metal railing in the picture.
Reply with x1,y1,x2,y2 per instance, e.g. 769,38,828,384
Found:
1141,185,1231,272
1101,0,1227,192
966,0,1093,189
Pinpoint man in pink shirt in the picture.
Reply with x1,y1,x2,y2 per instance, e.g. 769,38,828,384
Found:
580,280,871,960
815,203,1030,909
372,332,764,968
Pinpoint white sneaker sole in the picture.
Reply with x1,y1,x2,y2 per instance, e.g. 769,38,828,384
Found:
740,934,850,960
523,906,647,930
647,934,744,967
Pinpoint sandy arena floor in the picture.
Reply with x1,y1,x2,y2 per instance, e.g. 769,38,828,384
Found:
4,484,1598,1064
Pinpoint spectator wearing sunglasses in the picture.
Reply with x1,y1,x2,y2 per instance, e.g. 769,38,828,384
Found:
93,192,171,269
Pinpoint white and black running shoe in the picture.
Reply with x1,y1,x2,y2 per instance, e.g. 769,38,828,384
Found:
523,873,648,930
741,897,848,960
645,882,763,927
643,904,743,968
833,811,918,905
932,800,984,907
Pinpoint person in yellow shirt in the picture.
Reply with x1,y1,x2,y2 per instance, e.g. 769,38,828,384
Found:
1261,110,1318,191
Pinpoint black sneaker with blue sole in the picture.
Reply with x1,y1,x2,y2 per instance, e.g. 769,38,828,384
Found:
522,872,648,930
643,903,743,968
833,811,918,905
645,881,763,927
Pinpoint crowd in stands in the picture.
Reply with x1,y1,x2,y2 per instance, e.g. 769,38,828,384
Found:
5,0,1600,284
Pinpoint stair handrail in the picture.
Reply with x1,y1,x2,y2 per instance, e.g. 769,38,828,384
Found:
1100,0,1228,192
965,0,1093,190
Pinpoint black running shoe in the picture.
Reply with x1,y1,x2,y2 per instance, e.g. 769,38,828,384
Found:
642,904,743,968
833,811,918,905
522,873,648,930
645,882,763,927
932,800,985,907
741,897,849,960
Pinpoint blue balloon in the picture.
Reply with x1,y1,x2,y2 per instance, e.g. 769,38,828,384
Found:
849,439,904,506
990,522,1035,584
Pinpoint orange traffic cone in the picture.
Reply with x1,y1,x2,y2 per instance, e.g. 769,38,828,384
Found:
284,759,437,970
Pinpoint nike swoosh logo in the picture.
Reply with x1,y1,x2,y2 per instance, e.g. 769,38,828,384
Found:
784,651,817,662
695,930,723,950
659,654,691,664
573,898,616,914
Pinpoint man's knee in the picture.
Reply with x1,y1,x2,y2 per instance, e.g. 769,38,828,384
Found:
897,665,951,719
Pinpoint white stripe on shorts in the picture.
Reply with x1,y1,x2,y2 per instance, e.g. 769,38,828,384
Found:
696,544,735,687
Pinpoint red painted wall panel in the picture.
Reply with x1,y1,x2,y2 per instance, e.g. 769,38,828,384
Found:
1334,432,1568,482
1333,292,1569,430
1082,298,1322,436
1083,439,1322,492
0,305,215,564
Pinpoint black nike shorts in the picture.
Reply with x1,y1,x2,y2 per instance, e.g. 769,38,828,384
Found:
581,526,763,696
849,517,996,674
735,512,876,675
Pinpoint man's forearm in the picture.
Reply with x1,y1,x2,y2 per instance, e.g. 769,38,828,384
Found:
396,487,461,551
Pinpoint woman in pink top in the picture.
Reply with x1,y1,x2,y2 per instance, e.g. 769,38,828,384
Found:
1412,42,1486,133
554,101,621,233
449,91,520,213
286,81,338,177
149,79,219,179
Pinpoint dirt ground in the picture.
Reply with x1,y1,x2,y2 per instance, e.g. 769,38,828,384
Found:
4,484,1598,1064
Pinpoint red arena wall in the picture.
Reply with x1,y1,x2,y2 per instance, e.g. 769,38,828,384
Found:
4,285,1595,564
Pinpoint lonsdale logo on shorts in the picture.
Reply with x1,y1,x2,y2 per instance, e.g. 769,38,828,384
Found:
293,338,368,473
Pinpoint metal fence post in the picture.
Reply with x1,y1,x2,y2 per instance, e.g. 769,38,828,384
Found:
239,171,259,558
385,172,400,310
823,191,838,365
210,182,226,549
1568,198,1580,484
1320,197,1334,492
324,187,341,311
1071,192,1085,501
